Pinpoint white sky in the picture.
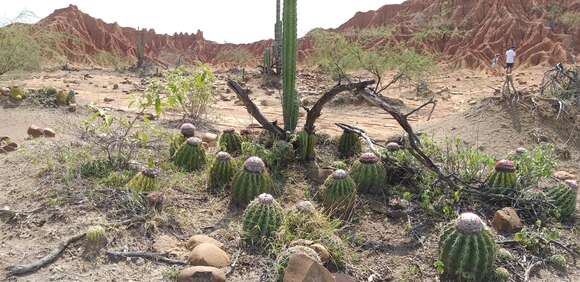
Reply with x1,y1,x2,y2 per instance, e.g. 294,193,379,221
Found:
0,0,403,43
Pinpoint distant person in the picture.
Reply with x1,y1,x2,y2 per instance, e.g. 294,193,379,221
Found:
491,54,500,76
505,47,516,75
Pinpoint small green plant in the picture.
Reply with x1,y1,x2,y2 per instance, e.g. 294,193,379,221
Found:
320,169,357,217
173,137,207,172
85,225,106,244
207,151,236,192
126,167,159,192
439,213,496,281
242,193,284,246
510,144,557,186
337,130,362,159
79,159,118,178
231,157,274,206
350,152,386,194
514,222,560,255
548,254,567,270
9,86,25,101
559,12,580,26
494,267,510,282
218,128,243,155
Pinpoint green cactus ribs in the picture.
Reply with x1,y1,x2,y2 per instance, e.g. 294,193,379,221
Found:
232,157,274,206
546,180,577,219
207,151,236,192
242,193,283,246
439,213,496,282
296,131,315,161
486,159,517,193
169,123,196,158
126,167,159,192
350,152,386,194
218,128,243,155
281,0,299,132
320,169,357,217
338,130,362,159
173,137,207,172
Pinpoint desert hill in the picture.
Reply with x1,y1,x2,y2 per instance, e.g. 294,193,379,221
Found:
28,1,580,68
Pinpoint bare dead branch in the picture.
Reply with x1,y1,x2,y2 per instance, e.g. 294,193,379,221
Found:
378,73,404,93
227,80,286,139
106,251,188,265
404,97,437,120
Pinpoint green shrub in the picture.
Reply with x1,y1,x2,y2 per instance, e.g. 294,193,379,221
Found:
510,144,556,186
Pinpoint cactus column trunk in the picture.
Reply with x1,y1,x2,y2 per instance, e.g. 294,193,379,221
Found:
282,0,299,132
274,0,282,75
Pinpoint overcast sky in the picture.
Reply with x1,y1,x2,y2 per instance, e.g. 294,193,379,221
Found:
0,0,403,43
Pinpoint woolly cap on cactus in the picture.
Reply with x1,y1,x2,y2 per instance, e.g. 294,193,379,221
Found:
216,151,232,161
223,128,236,134
515,147,528,154
180,123,196,137
495,160,515,172
187,137,203,146
141,167,159,178
295,200,316,214
359,152,380,164
257,193,274,204
565,180,577,189
455,212,485,234
332,169,348,179
244,156,266,173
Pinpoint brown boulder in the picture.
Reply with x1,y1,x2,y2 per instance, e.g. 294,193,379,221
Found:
186,235,224,250
27,125,44,138
42,128,56,138
553,171,576,181
188,243,230,267
283,254,335,282
178,266,225,282
201,133,218,145
491,207,522,234
3,142,18,152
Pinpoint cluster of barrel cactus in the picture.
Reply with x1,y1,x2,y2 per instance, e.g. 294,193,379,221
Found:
242,193,283,245
232,157,274,206
218,128,243,154
173,137,207,171
350,152,386,194
320,169,357,216
337,130,362,159
439,213,496,281
170,123,196,158
486,160,517,193
207,152,236,192
546,180,577,218
126,167,159,192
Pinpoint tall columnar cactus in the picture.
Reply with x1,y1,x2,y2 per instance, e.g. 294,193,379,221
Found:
439,213,496,281
218,128,243,155
281,0,299,132
296,131,315,161
173,137,207,171
275,245,321,282
232,157,274,206
126,167,159,192
338,130,362,159
274,0,282,74
170,123,196,158
485,160,517,192
208,152,236,192
242,193,284,245
546,180,577,218
263,48,272,75
321,169,357,216
350,153,386,194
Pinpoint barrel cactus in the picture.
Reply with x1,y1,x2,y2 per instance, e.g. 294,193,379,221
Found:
281,0,299,132
546,180,577,218
207,152,236,192
320,169,357,216
169,123,196,158
274,245,321,282
242,193,283,245
439,212,496,281
173,137,207,171
495,267,510,282
486,160,517,192
337,130,362,159
126,167,159,192
86,225,107,245
295,131,315,161
350,152,386,194
232,157,274,206
219,128,243,154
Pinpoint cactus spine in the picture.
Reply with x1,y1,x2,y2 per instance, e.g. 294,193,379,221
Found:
232,157,274,206
546,180,577,218
170,123,196,158
127,167,159,192
274,0,282,74
208,152,236,192
281,0,299,132
350,153,386,194
338,130,362,159
485,160,517,192
173,137,207,171
321,170,357,216
218,128,243,155
439,213,496,281
242,193,284,245
296,131,315,161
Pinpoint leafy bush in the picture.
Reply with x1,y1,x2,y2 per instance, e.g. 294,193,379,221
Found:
0,24,41,75
559,12,580,27
510,144,557,186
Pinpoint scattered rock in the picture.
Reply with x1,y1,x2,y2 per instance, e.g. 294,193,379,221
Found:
178,266,225,282
68,104,77,112
468,99,477,105
152,235,182,255
188,243,230,267
260,99,273,106
220,95,231,102
104,97,115,103
27,125,44,138
201,133,218,145
186,235,224,250
283,254,334,282
113,84,119,90
553,171,576,181
0,87,9,96
234,99,244,106
265,90,275,96
42,128,56,138
491,207,522,234
146,192,164,211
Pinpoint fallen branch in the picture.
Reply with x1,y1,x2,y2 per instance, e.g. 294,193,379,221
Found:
106,251,188,265
524,260,543,282
6,233,86,276
225,250,241,277
227,80,286,139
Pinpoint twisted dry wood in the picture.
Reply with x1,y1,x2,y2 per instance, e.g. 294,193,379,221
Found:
106,251,188,265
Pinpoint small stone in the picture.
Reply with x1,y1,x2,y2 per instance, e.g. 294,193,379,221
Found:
310,244,331,264
220,95,231,101
468,100,477,105
0,87,10,96
42,128,56,138
553,171,576,181
178,266,225,282
283,254,334,282
104,97,115,103
3,142,18,152
68,104,77,112
260,99,272,106
186,235,224,250
491,207,522,234
188,243,230,267
113,84,119,90
145,192,164,211
201,133,218,145
27,125,44,138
